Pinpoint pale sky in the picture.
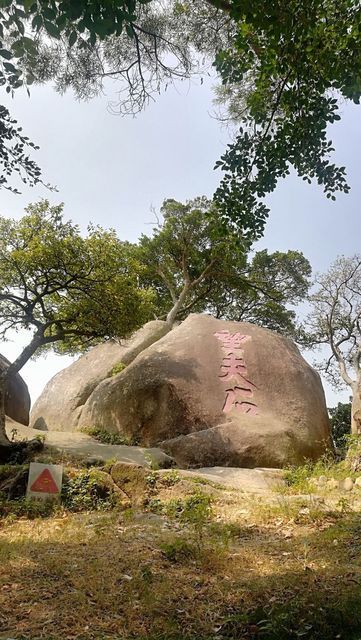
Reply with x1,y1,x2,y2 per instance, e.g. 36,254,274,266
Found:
0,74,360,408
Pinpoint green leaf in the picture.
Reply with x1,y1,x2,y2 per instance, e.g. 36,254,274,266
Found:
44,20,60,39
3,62,18,74
68,31,77,47
56,13,67,30
125,23,134,38
0,49,12,60
31,14,42,30
42,7,56,21
23,0,36,11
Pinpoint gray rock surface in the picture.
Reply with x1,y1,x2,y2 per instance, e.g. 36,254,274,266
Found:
78,314,333,468
341,477,354,491
30,320,170,432
6,418,173,469
0,354,30,425
158,467,284,494
5,418,286,494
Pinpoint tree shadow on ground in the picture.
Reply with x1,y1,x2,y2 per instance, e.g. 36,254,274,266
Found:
1,510,361,639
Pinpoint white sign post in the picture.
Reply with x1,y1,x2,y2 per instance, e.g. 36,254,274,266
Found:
26,463,63,500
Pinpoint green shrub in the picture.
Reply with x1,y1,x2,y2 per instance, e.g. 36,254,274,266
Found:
159,537,197,562
81,426,133,446
0,464,26,483
208,521,243,548
110,361,127,377
61,469,118,511
145,497,163,513
159,470,181,486
283,462,315,493
283,448,361,494
329,402,352,450
162,492,213,549
0,466,123,520
0,494,57,519
145,471,158,488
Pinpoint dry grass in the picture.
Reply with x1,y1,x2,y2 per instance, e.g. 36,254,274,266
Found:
1,481,361,640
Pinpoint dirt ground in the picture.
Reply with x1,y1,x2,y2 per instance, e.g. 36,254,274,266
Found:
1,475,361,640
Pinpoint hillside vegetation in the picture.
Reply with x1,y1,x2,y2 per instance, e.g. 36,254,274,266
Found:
1,449,361,640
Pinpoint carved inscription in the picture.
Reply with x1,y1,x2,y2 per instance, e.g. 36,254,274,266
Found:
214,331,259,416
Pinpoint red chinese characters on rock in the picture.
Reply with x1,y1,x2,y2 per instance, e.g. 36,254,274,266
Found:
214,331,259,416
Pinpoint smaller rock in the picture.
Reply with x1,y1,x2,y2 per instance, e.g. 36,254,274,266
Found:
341,477,354,492
1,353,31,426
111,462,148,504
317,475,327,486
354,477,361,488
326,478,340,490
87,469,131,508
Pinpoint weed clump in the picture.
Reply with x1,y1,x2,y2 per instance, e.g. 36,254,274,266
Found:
283,444,361,494
62,469,121,511
0,494,57,519
81,425,137,446
110,361,127,377
160,537,197,562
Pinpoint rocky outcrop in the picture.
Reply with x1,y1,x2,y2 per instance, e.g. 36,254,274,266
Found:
110,461,148,504
30,320,170,432
0,354,30,425
77,314,333,468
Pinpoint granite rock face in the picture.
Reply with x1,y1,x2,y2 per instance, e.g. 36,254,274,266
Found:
76,314,333,468
30,320,170,432
0,354,30,425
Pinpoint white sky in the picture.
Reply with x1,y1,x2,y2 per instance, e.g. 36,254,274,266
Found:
0,75,359,408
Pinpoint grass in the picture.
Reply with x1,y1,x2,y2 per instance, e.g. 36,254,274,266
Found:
2,455,361,639
0,465,128,519
110,361,127,377
80,425,138,446
1,496,361,639
282,445,361,494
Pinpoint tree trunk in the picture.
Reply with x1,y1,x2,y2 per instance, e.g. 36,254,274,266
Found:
351,382,361,435
0,372,10,447
166,284,190,327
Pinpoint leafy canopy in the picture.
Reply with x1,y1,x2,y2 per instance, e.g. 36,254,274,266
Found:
0,0,157,190
213,0,360,233
0,200,155,373
137,197,311,335
0,0,360,239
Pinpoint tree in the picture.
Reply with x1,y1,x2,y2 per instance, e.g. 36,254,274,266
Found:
0,200,155,456
329,402,352,450
1,0,361,236
212,0,360,234
1,2,221,190
24,0,361,239
0,105,45,193
137,197,311,332
306,255,361,435
0,1,231,110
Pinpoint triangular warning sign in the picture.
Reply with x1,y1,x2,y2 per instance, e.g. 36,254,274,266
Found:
30,468,59,494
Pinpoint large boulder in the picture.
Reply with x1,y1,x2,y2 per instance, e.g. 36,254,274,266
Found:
77,314,333,468
0,355,30,425
30,320,170,432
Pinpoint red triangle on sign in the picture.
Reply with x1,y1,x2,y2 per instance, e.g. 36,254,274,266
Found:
30,468,59,494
